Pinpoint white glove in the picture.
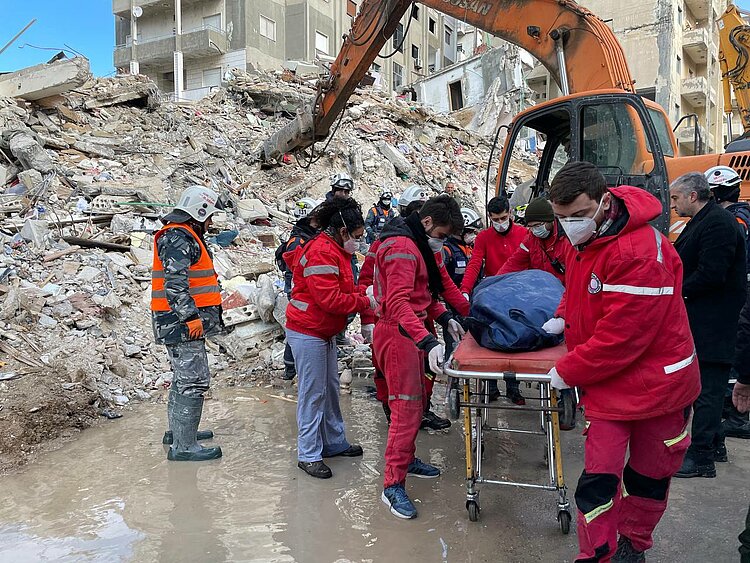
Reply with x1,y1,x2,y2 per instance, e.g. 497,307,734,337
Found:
427,344,445,375
366,285,374,298
542,317,565,335
367,295,378,310
462,292,470,302
447,318,465,341
548,366,570,390
361,323,374,343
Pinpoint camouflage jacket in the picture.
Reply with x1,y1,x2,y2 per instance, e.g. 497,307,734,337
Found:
151,226,224,345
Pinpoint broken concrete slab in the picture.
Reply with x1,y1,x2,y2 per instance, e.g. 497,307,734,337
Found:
20,219,49,247
377,141,414,176
0,57,90,101
8,131,54,173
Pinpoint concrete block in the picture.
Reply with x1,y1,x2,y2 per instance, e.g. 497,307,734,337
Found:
20,219,49,247
9,133,54,174
377,141,414,176
0,57,90,101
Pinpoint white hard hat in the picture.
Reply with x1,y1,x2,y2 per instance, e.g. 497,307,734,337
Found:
380,186,393,199
171,185,220,222
705,165,741,188
293,197,319,218
461,208,482,230
330,172,354,190
400,185,429,206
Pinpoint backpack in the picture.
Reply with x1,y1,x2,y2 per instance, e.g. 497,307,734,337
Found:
275,239,289,272
466,270,565,352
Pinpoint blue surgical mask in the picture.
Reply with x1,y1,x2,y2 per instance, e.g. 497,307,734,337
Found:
531,224,551,239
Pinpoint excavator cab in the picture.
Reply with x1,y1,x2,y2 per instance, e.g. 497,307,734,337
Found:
498,91,672,233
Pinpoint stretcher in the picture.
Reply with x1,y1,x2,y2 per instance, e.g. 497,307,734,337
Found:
444,334,574,533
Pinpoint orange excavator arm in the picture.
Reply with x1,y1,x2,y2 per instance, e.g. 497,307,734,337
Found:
261,0,635,162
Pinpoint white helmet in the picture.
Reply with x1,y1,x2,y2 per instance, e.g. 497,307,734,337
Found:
400,184,429,206
461,208,482,231
330,171,354,191
380,186,394,200
172,185,220,222
293,197,319,218
705,165,742,203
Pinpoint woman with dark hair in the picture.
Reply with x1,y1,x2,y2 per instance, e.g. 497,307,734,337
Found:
284,198,375,479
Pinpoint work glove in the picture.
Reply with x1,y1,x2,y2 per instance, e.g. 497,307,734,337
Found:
427,343,445,376
186,317,204,339
548,366,570,390
361,323,375,344
542,317,565,335
462,292,470,302
447,318,465,341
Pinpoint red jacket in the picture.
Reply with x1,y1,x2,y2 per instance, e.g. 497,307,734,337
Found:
461,222,527,293
360,238,469,325
374,218,447,347
555,186,701,421
285,233,370,340
498,222,572,283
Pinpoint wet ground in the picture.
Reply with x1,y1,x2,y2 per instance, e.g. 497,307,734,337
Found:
0,380,747,562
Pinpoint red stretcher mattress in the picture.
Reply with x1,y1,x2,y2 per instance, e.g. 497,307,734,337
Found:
452,334,567,374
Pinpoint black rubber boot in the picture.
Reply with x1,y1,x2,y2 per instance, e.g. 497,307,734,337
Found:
612,536,645,563
674,453,716,478
162,429,214,445
167,393,222,462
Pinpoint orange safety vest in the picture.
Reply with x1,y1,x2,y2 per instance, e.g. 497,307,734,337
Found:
151,223,222,312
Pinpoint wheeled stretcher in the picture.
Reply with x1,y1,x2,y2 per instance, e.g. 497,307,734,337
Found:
444,334,575,533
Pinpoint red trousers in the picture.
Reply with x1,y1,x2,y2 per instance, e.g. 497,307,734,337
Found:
373,319,424,488
373,366,433,411
575,408,691,562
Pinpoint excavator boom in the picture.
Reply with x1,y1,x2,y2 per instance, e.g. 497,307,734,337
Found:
261,0,635,161
718,3,750,137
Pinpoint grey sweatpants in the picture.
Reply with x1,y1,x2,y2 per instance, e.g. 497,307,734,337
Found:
286,328,350,462
166,339,211,397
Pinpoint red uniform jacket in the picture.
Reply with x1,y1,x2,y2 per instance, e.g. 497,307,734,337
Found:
284,233,370,340
374,219,447,347
360,238,469,326
556,186,701,421
461,222,527,293
498,222,572,283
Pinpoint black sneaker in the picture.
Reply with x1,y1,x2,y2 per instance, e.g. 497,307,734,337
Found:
325,444,363,458
507,389,526,406
612,536,645,563
298,460,332,479
674,456,716,478
723,418,750,439
421,410,451,430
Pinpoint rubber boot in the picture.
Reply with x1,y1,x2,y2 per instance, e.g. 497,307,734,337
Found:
167,393,222,462
162,388,213,444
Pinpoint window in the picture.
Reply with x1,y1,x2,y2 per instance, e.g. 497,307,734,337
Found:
371,62,381,72
203,14,221,31
647,108,676,158
393,62,403,89
445,25,453,45
203,67,222,88
411,44,419,59
260,15,276,41
347,0,357,18
449,80,463,110
429,17,436,34
581,103,641,174
393,23,404,52
411,5,419,20
315,31,329,54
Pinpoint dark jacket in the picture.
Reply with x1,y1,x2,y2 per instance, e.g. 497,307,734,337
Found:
282,218,319,296
364,203,396,243
725,201,750,275
442,236,471,287
674,200,747,364
151,226,224,345
735,289,750,385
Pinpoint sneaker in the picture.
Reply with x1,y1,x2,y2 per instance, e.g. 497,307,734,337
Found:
421,410,451,430
507,389,526,406
714,441,728,463
407,457,441,479
325,444,363,458
674,455,716,478
382,484,417,519
723,418,750,439
298,460,332,479
612,536,645,563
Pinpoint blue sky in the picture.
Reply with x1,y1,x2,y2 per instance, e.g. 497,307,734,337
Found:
2,1,750,77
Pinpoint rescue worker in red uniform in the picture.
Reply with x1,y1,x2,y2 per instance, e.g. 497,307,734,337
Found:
360,186,468,430
499,197,571,284
545,162,701,562
373,195,465,519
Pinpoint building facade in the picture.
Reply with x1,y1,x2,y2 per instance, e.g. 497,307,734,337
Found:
524,0,726,156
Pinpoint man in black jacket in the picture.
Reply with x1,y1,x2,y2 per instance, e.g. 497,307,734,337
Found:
670,172,747,478
732,291,750,561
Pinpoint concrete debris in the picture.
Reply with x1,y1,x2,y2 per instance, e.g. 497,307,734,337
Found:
0,57,91,102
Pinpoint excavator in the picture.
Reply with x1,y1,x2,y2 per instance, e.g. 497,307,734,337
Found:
719,2,750,151
261,0,750,233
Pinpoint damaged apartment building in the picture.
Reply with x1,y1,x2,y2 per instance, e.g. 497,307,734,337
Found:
525,0,726,157
112,0,488,100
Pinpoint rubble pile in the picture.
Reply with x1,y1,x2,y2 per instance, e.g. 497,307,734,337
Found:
0,61,538,468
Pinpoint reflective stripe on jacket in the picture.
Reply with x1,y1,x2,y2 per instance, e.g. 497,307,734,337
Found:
151,223,221,312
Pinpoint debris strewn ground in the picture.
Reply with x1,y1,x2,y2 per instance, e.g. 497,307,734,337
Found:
0,59,538,472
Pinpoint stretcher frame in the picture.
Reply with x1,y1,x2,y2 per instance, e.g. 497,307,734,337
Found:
444,340,573,534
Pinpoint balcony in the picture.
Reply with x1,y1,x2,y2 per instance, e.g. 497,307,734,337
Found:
681,76,708,107
684,0,710,20
677,124,708,154
683,27,708,64
114,26,229,68
113,0,207,17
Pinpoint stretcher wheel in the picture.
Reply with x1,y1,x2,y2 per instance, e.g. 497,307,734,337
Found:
560,391,576,431
467,501,480,522
448,388,460,420
558,510,571,535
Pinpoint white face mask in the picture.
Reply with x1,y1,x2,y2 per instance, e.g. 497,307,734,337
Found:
343,237,360,255
492,219,510,233
464,232,477,246
531,224,551,239
428,236,445,253
559,198,605,246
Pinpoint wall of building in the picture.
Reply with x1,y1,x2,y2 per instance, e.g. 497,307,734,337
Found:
248,0,286,69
